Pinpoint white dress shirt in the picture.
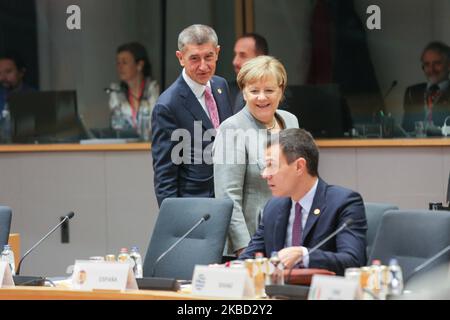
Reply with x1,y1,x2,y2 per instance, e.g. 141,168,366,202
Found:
182,68,212,119
284,178,319,268
426,79,449,92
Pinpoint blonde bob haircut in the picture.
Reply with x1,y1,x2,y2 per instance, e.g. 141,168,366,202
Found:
236,55,287,93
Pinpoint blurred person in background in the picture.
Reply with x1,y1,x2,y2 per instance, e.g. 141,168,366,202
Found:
402,41,450,133
229,33,269,113
108,42,159,139
0,52,35,116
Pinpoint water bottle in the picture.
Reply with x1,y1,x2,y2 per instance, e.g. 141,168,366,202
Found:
138,106,151,141
111,108,125,133
1,244,16,275
129,246,143,278
1,104,12,143
388,258,404,296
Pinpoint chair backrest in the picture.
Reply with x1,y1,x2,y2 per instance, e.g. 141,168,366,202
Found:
143,198,233,280
369,210,450,281
0,206,12,249
364,202,398,258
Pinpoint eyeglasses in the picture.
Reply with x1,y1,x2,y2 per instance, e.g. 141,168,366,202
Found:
258,159,282,176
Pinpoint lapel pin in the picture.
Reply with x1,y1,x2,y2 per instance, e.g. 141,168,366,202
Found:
313,209,320,215
217,88,222,94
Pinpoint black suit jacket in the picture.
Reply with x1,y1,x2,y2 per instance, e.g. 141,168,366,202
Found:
239,178,367,276
151,75,232,206
402,82,450,132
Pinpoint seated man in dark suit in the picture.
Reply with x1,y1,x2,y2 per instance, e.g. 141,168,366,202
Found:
402,41,450,133
151,24,233,206
239,128,367,276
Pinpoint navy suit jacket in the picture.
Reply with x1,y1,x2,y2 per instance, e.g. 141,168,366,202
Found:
151,74,232,206
402,82,450,132
239,178,367,276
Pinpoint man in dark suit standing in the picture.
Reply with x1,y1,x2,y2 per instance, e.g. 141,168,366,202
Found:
402,41,450,133
239,128,367,275
152,24,232,206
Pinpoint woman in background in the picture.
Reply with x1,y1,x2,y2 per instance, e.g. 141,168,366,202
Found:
108,42,159,140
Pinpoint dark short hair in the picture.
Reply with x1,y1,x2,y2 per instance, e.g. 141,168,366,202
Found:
421,41,450,62
0,51,26,71
117,42,152,77
268,128,319,176
239,33,269,55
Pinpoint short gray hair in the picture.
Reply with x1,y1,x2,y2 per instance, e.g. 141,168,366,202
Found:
177,24,218,51
421,41,450,62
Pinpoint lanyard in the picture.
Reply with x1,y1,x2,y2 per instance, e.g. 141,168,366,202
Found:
128,79,145,127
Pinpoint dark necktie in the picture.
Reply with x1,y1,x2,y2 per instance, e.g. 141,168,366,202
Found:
292,202,303,246
204,86,220,129
426,85,440,123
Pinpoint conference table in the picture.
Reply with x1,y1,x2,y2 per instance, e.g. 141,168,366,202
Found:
0,267,333,300
0,286,211,300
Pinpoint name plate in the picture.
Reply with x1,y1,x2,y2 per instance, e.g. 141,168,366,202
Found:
0,261,14,287
72,260,137,291
191,265,254,298
308,275,359,300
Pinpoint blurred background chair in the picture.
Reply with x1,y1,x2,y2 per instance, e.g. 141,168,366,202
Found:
0,206,12,249
369,209,450,281
143,198,233,280
364,202,398,258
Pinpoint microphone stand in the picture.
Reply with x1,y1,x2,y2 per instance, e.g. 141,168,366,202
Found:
151,216,208,277
383,80,398,101
16,213,74,275
136,214,210,291
405,245,450,283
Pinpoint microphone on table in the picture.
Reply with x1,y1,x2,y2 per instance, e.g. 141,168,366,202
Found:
104,87,122,94
151,213,210,277
266,218,354,300
137,214,210,291
14,212,75,285
383,80,398,100
377,80,398,121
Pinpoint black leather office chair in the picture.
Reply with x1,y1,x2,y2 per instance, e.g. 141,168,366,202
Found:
143,198,233,280
369,210,450,281
0,206,12,249
364,202,398,258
